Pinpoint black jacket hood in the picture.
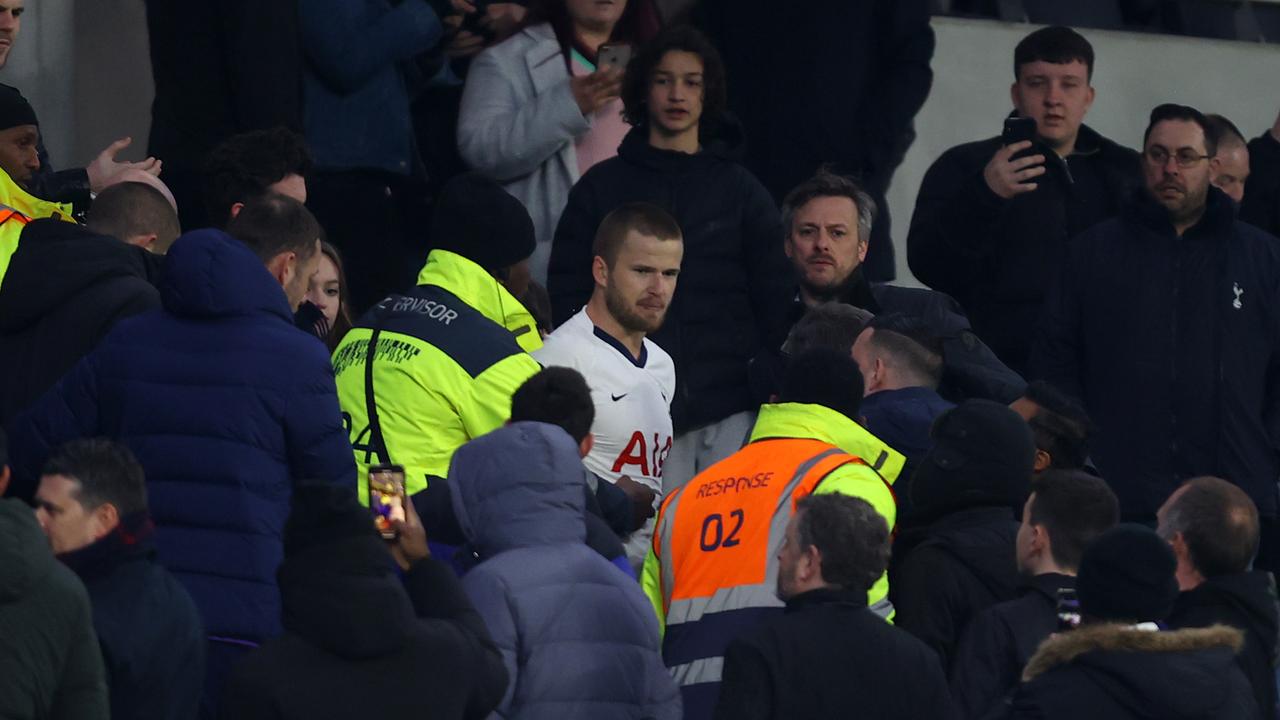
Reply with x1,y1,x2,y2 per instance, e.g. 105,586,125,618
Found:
0,219,161,332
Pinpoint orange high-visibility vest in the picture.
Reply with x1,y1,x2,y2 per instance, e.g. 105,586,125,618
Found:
0,203,33,289
654,438,867,614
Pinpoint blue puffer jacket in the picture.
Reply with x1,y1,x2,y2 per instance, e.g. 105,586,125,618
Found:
450,422,681,720
6,229,356,643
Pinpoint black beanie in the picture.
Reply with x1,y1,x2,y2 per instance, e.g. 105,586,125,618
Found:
910,399,1036,518
0,84,37,132
284,481,380,558
1076,523,1179,623
429,172,536,272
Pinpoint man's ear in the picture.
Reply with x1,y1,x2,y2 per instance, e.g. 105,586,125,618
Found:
228,202,245,221
1210,156,1223,175
126,234,158,252
800,544,823,584
579,432,595,459
592,256,609,288
0,466,10,497
1033,449,1052,473
265,251,297,290
92,502,120,541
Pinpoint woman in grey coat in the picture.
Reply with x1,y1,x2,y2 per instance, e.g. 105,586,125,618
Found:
457,0,658,284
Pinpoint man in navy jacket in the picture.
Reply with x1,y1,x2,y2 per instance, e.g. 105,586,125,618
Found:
1034,104,1280,531
6,195,355,718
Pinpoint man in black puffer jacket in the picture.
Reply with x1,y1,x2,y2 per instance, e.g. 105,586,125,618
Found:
0,181,176,425
907,27,1140,375
221,482,507,720
547,27,794,493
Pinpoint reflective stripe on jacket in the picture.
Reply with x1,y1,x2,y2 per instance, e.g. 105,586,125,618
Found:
640,402,903,692
332,250,542,499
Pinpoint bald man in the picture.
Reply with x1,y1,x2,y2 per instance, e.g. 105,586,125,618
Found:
1206,114,1250,204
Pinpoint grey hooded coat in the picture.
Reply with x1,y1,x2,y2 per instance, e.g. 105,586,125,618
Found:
450,422,681,720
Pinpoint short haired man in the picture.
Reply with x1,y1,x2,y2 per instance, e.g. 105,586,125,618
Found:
715,494,958,720
643,348,903,719
202,127,311,230
908,26,1141,375
1160,477,1279,718
332,173,543,508
549,26,795,494
1034,104,1280,531
852,313,954,464
0,181,179,424
1008,524,1258,719
1205,114,1250,204
535,202,683,566
1241,108,1280,238
34,439,204,720
950,470,1119,719
1009,380,1092,473
7,194,355,717
891,400,1035,671
781,170,1023,403
0,476,108,719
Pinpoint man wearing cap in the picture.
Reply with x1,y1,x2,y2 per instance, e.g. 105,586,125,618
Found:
332,173,544,506
1005,525,1259,719
890,400,1035,671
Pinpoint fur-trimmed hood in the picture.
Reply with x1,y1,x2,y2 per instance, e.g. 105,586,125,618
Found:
1024,623,1243,681
1017,623,1252,719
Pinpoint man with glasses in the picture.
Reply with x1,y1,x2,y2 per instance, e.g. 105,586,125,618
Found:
1033,104,1280,539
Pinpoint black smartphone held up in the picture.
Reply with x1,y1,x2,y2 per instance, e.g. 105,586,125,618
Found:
1056,587,1081,632
598,43,633,72
367,464,407,540
1002,116,1038,147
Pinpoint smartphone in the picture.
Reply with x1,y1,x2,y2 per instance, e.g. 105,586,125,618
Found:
1002,116,1038,147
367,464,407,540
598,43,632,72
1055,587,1081,632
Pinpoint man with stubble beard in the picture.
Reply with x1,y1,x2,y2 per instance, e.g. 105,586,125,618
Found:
535,202,683,569
1034,104,1280,565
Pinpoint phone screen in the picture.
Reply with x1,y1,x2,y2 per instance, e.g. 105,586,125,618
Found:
368,464,407,540
599,44,632,71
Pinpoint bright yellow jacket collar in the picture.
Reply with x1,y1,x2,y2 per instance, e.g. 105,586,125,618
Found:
417,249,542,352
749,402,906,483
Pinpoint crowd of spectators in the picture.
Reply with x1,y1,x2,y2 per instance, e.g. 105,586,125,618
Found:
1,2,1279,719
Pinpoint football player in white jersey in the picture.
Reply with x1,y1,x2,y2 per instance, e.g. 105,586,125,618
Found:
534,202,683,567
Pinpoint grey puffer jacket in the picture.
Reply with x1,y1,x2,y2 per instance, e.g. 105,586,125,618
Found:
450,422,681,720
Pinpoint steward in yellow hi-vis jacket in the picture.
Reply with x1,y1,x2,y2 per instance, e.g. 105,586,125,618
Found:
641,350,904,718
332,174,543,502
0,170,76,290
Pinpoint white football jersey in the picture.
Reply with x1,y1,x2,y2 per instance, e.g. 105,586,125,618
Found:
533,309,676,493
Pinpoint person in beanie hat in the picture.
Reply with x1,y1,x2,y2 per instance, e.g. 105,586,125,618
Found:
891,399,1036,671
220,482,507,720
999,524,1260,719
332,172,544,511
0,84,40,189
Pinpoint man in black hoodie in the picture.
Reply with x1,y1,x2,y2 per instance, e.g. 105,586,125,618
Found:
220,482,507,720
1003,525,1259,720
950,469,1119,719
0,180,177,425
1033,104,1280,528
907,26,1141,375
890,399,1035,671
547,26,794,492
1159,476,1280,719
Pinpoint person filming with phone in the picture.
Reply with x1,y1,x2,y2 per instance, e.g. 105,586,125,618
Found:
458,0,659,285
907,26,1141,376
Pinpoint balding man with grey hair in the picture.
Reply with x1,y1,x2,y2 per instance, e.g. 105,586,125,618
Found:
1205,114,1250,204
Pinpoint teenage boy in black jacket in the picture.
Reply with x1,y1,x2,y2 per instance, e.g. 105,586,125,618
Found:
1034,104,1280,528
907,26,1140,375
548,26,793,491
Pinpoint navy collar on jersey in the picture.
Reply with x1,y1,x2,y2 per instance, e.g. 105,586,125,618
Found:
593,325,647,368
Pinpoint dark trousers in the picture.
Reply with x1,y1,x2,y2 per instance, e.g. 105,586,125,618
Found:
307,170,430,316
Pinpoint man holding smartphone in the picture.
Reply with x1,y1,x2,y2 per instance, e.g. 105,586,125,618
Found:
907,26,1141,376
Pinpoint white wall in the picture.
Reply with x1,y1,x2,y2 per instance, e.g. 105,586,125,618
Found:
888,17,1280,285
